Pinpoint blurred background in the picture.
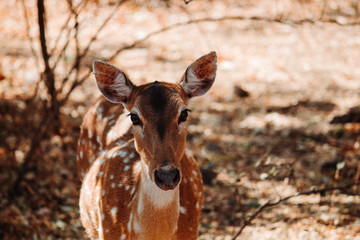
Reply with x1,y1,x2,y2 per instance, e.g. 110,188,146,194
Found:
0,0,360,239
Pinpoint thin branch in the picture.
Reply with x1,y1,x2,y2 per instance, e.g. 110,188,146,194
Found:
59,14,360,106
79,0,124,60
231,183,360,240
49,0,85,56
21,0,40,72
52,27,73,70
52,1,88,71
57,0,82,92
60,0,125,89
59,68,92,106
184,0,195,4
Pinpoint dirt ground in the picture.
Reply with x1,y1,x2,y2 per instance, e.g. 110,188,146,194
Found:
1,0,360,239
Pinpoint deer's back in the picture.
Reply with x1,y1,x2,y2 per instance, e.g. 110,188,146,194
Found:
77,97,133,178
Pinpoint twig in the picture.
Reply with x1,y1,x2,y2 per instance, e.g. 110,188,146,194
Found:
231,183,360,240
20,0,40,72
58,0,82,94
106,14,360,63
60,14,360,106
184,0,195,4
49,0,85,56
60,0,125,90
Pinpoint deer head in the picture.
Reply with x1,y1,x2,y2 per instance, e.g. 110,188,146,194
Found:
93,52,217,191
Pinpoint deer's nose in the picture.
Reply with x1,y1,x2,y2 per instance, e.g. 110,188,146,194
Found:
154,167,180,190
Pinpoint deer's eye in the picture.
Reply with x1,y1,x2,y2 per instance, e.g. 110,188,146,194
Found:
130,113,141,125
178,109,190,124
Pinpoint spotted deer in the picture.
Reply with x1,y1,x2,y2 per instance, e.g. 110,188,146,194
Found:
77,51,217,240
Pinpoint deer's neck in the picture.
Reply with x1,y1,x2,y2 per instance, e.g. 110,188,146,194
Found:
130,160,180,239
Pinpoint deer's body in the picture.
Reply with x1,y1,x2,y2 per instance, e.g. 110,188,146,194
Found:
77,52,217,239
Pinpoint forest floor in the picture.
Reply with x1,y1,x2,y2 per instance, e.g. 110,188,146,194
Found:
1,0,360,239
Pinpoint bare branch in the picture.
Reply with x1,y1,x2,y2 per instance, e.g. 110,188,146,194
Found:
57,0,82,93
52,27,73,70
21,0,40,72
59,0,125,102
231,183,360,240
49,0,85,56
59,13,360,106
184,0,195,4
79,0,124,61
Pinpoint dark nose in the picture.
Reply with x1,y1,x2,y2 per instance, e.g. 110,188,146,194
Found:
154,168,180,190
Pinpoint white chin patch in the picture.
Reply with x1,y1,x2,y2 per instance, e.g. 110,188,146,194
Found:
141,162,178,208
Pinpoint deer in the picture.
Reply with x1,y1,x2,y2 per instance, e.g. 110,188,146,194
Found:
77,51,217,240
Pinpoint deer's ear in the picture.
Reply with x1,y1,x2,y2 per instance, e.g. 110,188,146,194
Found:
180,51,217,98
93,60,134,104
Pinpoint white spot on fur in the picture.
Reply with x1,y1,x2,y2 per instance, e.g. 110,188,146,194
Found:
101,190,105,196
97,171,104,177
111,183,115,188
185,149,193,157
124,165,130,171
130,187,135,195
109,114,116,120
129,152,135,158
81,138,85,145
111,207,117,216
88,129,93,138
118,183,123,188
196,202,199,209
123,158,129,163
125,185,130,191
79,150,83,159
192,170,198,176
180,206,187,214
99,159,105,165
112,150,127,158
121,234,126,240
110,175,114,180
101,214,104,221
